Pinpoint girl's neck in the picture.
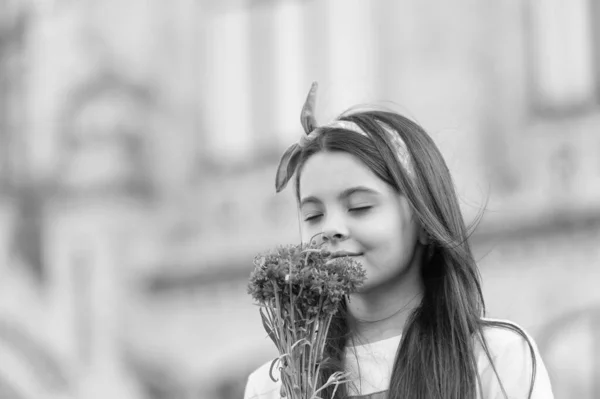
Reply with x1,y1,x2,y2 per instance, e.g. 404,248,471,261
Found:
346,251,424,345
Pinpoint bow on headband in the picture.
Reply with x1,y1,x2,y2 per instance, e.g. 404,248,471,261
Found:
275,82,414,193
275,82,318,193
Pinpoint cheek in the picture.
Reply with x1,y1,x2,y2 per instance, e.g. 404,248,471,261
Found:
300,226,317,244
357,213,418,262
354,213,400,251
300,221,325,244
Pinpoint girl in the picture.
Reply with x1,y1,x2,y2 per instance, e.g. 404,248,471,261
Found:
244,83,553,399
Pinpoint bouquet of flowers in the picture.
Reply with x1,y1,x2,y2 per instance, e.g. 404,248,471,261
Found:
247,243,366,399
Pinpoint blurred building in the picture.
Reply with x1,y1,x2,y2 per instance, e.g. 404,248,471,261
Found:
0,0,599,398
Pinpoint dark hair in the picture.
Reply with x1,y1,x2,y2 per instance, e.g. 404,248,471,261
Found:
293,109,537,399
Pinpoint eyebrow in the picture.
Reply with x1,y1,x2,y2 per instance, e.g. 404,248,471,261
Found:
300,186,380,207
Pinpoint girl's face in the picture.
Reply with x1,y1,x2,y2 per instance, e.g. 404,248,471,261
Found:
299,151,422,291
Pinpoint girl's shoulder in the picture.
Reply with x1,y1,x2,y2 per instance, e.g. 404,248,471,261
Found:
244,319,554,398
244,358,282,399
477,317,534,354
475,317,554,398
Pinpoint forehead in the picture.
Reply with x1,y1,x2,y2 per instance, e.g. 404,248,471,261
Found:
299,151,392,200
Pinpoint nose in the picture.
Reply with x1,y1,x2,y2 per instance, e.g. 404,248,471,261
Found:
320,212,349,244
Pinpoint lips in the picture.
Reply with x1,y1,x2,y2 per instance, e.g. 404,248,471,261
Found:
328,250,363,259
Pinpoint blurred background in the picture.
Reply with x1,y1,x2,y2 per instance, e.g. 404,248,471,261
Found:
0,0,599,398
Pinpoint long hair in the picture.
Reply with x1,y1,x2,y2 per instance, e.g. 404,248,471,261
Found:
293,109,537,399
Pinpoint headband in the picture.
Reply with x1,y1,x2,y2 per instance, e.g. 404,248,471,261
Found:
275,82,415,192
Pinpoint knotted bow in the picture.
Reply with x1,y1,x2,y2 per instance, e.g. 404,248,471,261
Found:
275,82,320,193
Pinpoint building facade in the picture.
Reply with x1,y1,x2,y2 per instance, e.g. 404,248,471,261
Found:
0,1,599,398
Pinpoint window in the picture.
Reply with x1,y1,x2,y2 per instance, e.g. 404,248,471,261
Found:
200,0,380,170
527,0,599,115
202,2,306,171
203,9,253,166
273,1,305,146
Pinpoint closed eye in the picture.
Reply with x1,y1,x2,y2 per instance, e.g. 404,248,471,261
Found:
304,214,323,223
349,206,372,214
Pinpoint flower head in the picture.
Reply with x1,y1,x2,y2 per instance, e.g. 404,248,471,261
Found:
248,243,366,315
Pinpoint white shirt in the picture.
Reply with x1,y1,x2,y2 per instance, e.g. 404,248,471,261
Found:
243,319,554,399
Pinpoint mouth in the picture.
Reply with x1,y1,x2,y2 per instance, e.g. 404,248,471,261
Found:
328,251,363,259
